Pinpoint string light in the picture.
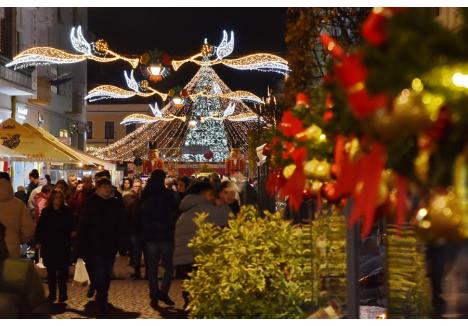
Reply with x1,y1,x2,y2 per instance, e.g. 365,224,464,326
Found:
452,72,468,88
120,113,186,125
6,25,139,69
171,30,289,75
189,90,264,104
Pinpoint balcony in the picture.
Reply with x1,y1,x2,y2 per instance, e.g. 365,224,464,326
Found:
0,64,34,96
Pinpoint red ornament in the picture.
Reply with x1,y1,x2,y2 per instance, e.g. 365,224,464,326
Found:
279,111,304,137
296,93,309,106
335,53,368,89
204,151,214,160
302,188,314,200
161,52,172,65
321,182,338,202
362,11,388,46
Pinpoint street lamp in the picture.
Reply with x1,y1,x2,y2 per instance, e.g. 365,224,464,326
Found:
173,96,184,108
148,64,163,82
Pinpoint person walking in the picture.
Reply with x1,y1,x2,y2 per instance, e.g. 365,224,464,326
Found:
123,178,145,279
35,190,75,303
0,172,34,259
26,169,39,201
0,222,50,318
140,169,178,307
77,178,126,314
119,177,133,197
14,186,28,204
174,180,231,307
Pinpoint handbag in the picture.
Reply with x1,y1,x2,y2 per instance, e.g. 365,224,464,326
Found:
73,258,90,284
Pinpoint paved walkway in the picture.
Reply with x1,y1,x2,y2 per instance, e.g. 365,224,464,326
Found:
37,255,188,319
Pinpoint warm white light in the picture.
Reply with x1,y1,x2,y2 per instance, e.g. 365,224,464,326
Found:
120,113,186,125
149,65,162,76
188,120,198,128
452,72,468,88
78,162,84,168
173,97,184,106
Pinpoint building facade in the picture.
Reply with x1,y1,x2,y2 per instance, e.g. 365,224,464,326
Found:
86,103,151,152
0,8,87,150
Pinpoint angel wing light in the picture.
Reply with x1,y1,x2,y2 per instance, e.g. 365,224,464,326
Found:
120,114,186,126
171,30,289,75
149,102,162,118
6,25,139,69
223,102,236,117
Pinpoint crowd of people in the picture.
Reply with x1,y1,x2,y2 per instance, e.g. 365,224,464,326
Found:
0,167,257,317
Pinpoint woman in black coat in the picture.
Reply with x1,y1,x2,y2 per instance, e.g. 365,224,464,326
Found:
35,190,75,303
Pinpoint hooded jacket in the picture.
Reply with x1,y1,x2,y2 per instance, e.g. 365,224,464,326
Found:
173,194,230,266
0,179,34,258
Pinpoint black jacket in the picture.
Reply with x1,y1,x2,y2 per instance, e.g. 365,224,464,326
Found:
77,193,126,257
140,188,178,242
35,206,74,265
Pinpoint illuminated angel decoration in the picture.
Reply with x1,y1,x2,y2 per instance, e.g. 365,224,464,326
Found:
189,90,264,105
85,70,168,102
171,30,289,75
201,112,261,123
6,26,139,69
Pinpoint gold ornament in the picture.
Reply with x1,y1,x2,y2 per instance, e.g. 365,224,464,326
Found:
201,43,214,57
283,164,296,179
313,161,331,182
414,150,430,184
392,89,434,132
296,125,323,142
304,159,319,178
344,138,360,161
310,180,323,196
416,189,465,242
377,181,389,206
95,39,109,53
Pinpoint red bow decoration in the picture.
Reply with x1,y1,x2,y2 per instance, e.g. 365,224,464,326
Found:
279,165,306,211
279,111,304,137
348,142,386,237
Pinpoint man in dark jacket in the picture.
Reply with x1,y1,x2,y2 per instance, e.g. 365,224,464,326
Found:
26,169,39,201
77,178,126,314
140,169,178,307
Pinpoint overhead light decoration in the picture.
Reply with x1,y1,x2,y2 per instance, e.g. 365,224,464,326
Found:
189,90,264,104
85,70,168,102
121,102,185,125
171,30,289,75
6,26,139,69
172,96,184,108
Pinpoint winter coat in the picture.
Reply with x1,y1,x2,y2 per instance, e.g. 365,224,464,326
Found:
35,206,74,267
0,179,34,258
173,194,230,266
77,193,126,257
14,190,28,204
123,191,142,235
0,258,50,318
140,188,179,242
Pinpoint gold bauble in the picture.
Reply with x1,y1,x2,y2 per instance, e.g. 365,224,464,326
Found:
414,150,430,184
304,159,319,178
296,125,322,142
377,181,389,206
368,108,400,140
312,161,331,182
416,190,465,242
95,39,109,52
283,164,296,179
345,138,361,161
310,181,323,196
392,89,433,131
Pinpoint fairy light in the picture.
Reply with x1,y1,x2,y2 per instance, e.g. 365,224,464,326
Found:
171,30,289,75
189,90,264,104
452,72,468,88
6,25,139,69
121,113,186,125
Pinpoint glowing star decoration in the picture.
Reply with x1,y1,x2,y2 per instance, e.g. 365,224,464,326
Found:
6,25,139,69
85,70,169,102
171,30,289,75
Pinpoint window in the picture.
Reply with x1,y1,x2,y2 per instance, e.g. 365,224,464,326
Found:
126,124,136,135
87,121,93,139
104,121,114,140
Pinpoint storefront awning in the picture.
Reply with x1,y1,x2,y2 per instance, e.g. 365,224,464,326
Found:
0,119,78,163
23,123,116,171
0,143,26,159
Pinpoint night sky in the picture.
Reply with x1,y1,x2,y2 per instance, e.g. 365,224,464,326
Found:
87,8,288,104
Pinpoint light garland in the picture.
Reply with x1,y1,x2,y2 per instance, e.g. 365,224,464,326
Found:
6,25,139,69
120,113,186,125
189,90,264,104
171,30,289,75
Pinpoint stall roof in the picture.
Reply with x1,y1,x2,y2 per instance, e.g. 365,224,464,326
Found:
0,119,78,163
23,123,116,171
0,143,26,159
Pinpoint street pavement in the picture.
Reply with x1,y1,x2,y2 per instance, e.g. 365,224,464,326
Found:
37,255,188,319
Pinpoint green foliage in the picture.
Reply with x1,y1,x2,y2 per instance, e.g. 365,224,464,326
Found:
183,206,313,318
